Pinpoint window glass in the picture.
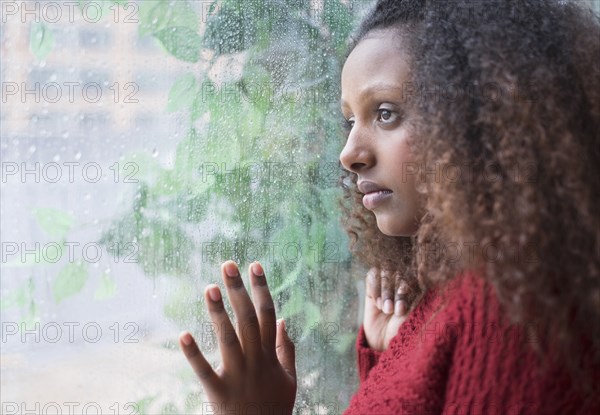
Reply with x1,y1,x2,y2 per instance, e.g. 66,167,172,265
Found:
1,1,371,413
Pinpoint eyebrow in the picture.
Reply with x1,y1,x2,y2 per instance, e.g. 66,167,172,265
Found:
340,82,405,109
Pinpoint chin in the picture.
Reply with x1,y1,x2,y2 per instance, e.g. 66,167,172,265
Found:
376,216,418,237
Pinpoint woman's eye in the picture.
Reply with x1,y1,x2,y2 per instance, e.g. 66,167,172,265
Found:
342,117,355,132
377,108,398,124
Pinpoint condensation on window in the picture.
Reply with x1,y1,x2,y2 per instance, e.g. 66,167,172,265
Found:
0,1,373,414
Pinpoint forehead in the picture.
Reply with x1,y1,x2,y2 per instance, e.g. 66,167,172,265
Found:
341,30,411,104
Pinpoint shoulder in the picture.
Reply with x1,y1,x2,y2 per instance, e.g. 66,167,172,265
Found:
437,271,599,413
424,271,536,359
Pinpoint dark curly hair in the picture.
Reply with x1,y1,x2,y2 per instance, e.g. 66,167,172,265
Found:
340,0,600,384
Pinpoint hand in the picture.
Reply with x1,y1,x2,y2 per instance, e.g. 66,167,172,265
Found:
179,260,296,415
363,267,413,352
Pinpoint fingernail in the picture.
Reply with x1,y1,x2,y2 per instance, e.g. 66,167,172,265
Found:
397,281,410,295
208,286,221,302
277,318,286,331
181,332,192,346
376,297,382,309
224,262,238,277
251,262,264,276
395,300,407,316
383,299,393,314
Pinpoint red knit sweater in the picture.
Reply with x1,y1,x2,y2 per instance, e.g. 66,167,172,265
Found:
344,273,598,414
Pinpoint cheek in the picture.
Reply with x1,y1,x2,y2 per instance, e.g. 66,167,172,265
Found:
390,143,416,184
386,129,415,161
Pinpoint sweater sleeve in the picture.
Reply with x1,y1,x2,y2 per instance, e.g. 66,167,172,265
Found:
355,324,383,383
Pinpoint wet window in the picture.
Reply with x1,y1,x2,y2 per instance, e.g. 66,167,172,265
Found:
1,1,369,413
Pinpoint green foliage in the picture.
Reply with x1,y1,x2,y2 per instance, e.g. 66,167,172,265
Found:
53,261,89,303
94,270,118,300
138,1,199,36
32,208,74,240
0,277,40,327
203,1,259,54
10,1,370,411
132,396,157,415
323,0,355,54
163,280,205,327
3,206,119,314
16,0,367,408
167,73,198,112
99,211,194,278
1,278,38,327
154,26,202,63
29,22,55,60
102,0,367,410
138,0,201,62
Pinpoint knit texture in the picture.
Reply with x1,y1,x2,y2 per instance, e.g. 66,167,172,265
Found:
344,273,599,415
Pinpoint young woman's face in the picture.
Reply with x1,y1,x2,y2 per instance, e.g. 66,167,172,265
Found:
340,29,424,237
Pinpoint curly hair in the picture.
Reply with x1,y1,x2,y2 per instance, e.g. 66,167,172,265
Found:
340,0,600,383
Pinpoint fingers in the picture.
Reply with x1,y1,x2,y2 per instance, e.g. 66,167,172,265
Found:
394,274,410,317
220,261,262,358
366,267,411,317
179,331,221,394
380,269,395,315
204,283,244,371
248,262,277,357
365,267,381,307
275,319,296,379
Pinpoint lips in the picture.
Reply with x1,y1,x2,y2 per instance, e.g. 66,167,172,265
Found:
358,181,392,194
358,181,393,210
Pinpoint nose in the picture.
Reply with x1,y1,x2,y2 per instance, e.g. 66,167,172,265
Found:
339,124,374,173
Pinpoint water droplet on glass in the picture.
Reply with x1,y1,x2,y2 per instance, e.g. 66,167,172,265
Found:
152,148,159,158
53,154,60,162
62,131,70,139
75,151,82,160
29,145,36,153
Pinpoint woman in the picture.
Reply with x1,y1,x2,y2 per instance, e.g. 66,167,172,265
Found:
179,0,600,413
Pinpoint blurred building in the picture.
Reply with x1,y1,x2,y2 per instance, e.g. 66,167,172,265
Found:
0,0,195,139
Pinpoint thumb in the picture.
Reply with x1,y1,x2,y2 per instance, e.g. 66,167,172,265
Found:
276,319,296,379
